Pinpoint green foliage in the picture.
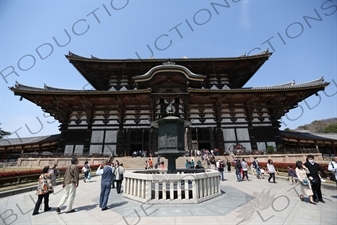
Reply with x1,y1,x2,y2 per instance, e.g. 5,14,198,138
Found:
284,128,291,131
0,127,11,139
266,146,274,154
297,125,308,130
323,123,337,133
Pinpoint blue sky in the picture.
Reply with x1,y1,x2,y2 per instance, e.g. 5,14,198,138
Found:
0,0,336,138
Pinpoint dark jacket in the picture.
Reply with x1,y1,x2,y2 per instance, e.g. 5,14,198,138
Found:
304,161,327,179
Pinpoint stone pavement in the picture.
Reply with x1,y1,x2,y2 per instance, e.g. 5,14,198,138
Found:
1,171,336,225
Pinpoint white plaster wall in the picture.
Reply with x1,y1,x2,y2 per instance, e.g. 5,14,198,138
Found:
236,128,250,141
105,130,118,143
223,128,236,141
103,145,116,155
91,130,104,143
257,142,266,151
64,145,73,155
89,145,102,155
74,145,84,155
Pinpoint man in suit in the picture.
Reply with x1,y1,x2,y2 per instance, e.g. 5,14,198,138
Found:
304,155,327,203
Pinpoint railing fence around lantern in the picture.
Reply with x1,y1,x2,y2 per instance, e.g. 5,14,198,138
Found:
122,169,221,204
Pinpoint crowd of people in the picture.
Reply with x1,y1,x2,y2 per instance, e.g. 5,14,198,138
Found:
32,157,125,215
31,154,337,215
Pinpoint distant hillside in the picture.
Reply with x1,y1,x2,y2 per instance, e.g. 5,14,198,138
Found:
295,118,337,133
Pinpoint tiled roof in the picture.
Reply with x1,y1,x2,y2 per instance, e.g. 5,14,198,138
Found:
66,49,272,61
10,82,151,94
189,77,328,92
280,131,337,141
0,134,60,146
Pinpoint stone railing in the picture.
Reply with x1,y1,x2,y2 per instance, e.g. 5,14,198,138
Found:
123,169,221,204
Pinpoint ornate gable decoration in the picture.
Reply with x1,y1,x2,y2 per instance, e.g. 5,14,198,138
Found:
133,61,206,90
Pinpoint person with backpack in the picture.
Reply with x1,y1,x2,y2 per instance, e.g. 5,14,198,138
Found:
32,166,53,215
216,159,225,181
252,157,261,179
328,156,337,186
234,158,242,182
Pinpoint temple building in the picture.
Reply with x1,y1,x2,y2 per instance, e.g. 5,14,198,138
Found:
8,50,331,157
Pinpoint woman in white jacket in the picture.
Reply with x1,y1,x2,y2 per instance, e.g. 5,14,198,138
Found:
295,161,316,204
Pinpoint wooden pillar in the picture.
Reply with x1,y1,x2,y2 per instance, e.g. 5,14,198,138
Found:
2,147,7,162
83,122,92,156
57,122,68,155
209,127,215,150
331,141,336,155
297,140,302,153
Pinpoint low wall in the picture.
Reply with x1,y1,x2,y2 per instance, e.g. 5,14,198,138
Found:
224,153,324,163
123,169,221,204
16,153,326,169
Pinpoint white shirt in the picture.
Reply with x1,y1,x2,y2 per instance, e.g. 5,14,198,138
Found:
328,161,337,180
267,163,276,173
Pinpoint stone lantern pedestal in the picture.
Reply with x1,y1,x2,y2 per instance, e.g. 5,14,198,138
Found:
151,116,190,173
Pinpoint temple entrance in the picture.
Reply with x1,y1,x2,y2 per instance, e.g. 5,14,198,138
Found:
198,143,211,151
130,144,142,157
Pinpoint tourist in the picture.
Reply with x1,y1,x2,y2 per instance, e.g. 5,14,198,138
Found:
241,158,249,181
191,159,195,168
267,159,276,183
96,160,114,211
49,164,59,186
196,160,203,168
252,157,261,179
250,164,256,176
287,165,297,185
328,156,337,186
148,158,153,169
234,158,242,182
56,157,79,214
185,159,190,169
82,161,90,183
260,168,265,179
32,166,53,215
111,162,116,189
209,156,216,170
227,161,231,172
295,161,316,204
216,159,225,181
304,155,328,203
114,163,125,194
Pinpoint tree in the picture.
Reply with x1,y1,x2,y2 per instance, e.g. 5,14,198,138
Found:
0,126,11,139
323,123,337,133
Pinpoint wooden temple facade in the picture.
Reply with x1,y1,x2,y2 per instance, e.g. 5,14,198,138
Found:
9,50,330,157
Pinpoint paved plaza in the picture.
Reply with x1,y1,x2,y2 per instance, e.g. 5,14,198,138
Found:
1,171,336,225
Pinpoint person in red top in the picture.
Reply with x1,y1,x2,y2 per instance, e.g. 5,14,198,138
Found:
148,158,153,169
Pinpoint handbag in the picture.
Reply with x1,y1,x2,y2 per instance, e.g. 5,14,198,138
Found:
301,178,309,186
87,171,91,180
310,178,319,184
